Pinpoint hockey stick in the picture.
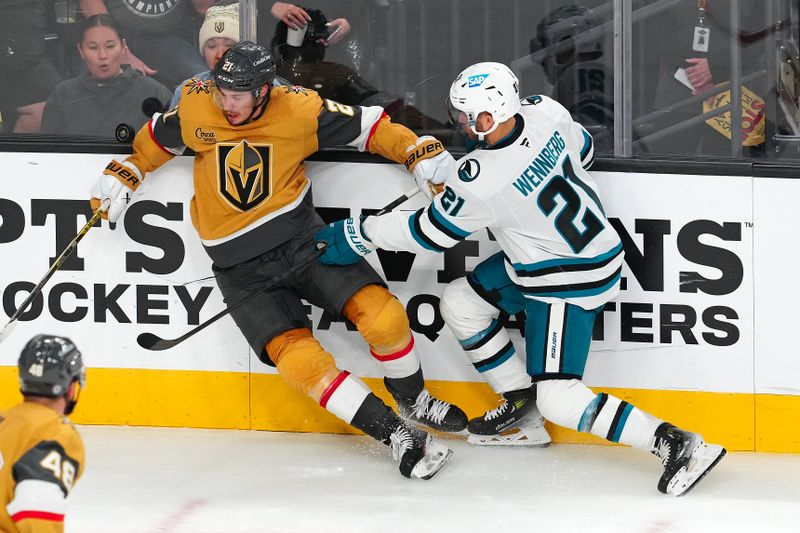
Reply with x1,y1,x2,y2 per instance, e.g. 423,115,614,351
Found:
0,199,110,345
136,186,421,351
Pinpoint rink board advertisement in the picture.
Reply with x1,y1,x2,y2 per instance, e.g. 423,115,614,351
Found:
0,152,795,451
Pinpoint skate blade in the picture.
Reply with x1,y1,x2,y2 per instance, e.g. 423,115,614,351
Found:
467,423,552,447
668,444,727,497
411,443,454,480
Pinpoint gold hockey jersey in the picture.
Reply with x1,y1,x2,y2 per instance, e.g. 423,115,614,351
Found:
119,81,432,267
0,402,84,533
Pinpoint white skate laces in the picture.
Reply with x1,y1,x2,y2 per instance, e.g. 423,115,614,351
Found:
410,390,451,425
388,424,454,479
483,399,510,421
389,426,414,461
655,438,674,467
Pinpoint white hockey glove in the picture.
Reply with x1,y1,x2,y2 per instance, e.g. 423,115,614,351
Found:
89,160,142,222
404,135,455,199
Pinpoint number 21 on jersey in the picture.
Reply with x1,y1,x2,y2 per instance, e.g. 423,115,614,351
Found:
537,156,604,253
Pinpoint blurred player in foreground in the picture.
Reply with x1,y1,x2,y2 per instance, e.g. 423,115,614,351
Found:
1,335,86,532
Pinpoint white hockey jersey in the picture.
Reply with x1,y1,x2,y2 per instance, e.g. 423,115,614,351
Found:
364,95,623,310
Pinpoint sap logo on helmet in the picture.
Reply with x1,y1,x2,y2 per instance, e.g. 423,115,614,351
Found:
467,74,489,88
458,158,481,182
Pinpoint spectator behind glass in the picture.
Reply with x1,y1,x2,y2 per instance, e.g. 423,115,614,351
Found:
170,3,289,109
270,6,444,131
0,0,63,133
170,3,240,108
79,0,210,90
638,0,765,156
41,14,172,138
270,1,349,45
531,4,614,154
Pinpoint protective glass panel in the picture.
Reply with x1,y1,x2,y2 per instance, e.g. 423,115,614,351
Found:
0,0,205,139
629,0,791,160
255,0,615,153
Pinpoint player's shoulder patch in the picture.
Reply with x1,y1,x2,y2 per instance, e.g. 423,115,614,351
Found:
282,85,310,96
185,77,214,96
457,157,481,182
521,95,543,106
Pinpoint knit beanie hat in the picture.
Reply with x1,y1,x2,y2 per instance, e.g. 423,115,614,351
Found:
198,4,240,53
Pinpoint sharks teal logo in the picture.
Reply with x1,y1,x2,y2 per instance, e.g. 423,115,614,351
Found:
458,159,481,182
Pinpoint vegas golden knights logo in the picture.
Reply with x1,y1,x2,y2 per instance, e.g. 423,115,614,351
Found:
217,141,272,211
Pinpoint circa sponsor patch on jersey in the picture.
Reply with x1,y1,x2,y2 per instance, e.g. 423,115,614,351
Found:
185,78,213,96
217,141,272,211
121,0,182,17
194,127,216,143
458,158,481,182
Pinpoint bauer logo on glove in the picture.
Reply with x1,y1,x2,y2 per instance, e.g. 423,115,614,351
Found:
404,138,444,171
90,159,143,222
404,136,456,200
314,217,376,266
105,160,142,189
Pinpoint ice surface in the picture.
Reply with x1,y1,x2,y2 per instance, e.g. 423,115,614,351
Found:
68,426,800,533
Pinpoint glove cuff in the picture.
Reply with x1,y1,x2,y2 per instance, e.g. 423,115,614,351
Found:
103,159,142,191
404,137,445,172
346,217,376,255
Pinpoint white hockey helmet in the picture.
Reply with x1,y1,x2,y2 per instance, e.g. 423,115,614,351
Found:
448,62,521,140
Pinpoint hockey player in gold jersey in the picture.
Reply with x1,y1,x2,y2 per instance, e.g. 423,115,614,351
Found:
89,41,464,479
1,335,86,533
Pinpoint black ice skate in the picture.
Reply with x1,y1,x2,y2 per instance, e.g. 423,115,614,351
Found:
397,389,468,433
388,423,453,479
467,386,551,447
651,423,727,496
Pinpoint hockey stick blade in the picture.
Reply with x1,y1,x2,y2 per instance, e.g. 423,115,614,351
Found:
136,247,324,351
136,332,170,351
0,319,18,345
136,187,421,351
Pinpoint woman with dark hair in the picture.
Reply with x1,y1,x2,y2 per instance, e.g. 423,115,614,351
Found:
42,14,172,138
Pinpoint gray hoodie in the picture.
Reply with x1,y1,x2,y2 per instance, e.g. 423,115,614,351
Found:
42,66,172,138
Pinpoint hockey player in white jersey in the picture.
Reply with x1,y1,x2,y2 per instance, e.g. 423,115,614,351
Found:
314,62,726,496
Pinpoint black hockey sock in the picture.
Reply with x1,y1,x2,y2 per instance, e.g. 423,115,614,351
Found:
350,392,403,443
384,367,424,405
504,385,536,403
